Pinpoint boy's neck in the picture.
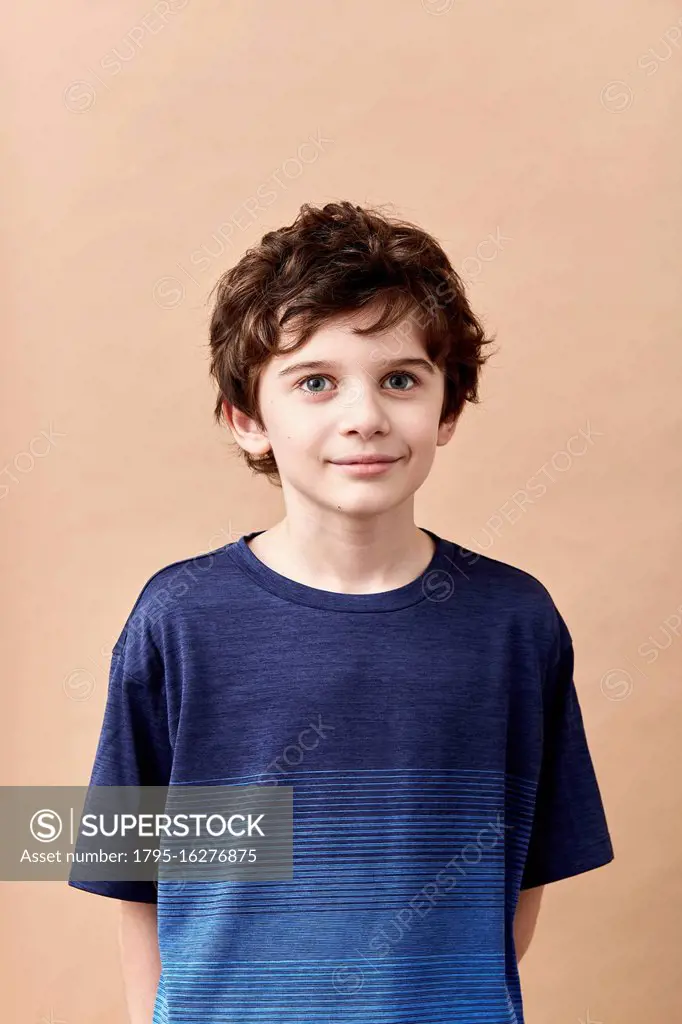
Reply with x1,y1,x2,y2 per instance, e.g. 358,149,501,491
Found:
245,516,436,595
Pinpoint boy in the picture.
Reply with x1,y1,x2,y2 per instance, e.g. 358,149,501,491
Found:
69,200,614,1023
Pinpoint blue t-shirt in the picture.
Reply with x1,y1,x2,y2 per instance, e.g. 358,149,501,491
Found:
69,527,614,1024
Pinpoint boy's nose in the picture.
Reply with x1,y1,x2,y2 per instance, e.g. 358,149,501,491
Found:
335,377,390,436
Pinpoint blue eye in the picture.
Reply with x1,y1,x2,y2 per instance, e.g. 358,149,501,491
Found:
299,376,333,393
384,372,417,390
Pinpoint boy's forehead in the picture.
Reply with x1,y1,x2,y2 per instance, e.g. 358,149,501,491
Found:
274,309,431,368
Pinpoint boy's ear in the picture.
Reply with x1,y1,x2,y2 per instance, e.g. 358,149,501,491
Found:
436,410,460,447
221,399,271,457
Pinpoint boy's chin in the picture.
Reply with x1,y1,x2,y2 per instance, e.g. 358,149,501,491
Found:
321,484,416,516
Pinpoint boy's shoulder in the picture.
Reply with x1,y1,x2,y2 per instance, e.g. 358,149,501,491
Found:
113,541,236,646
446,541,568,665
449,540,562,610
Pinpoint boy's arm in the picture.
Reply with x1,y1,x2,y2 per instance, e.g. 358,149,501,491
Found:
118,901,162,1024
513,884,544,962
513,606,614,964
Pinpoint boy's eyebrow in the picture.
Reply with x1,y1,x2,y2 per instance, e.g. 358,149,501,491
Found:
276,357,437,378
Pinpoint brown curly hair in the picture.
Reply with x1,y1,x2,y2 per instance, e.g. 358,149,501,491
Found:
208,200,497,485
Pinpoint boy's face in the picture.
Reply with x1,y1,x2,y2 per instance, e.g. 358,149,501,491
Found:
224,306,458,518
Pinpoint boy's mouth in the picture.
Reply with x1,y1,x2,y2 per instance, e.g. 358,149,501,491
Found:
328,455,403,476
329,454,401,465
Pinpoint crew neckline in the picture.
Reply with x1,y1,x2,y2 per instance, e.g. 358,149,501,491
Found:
226,527,457,612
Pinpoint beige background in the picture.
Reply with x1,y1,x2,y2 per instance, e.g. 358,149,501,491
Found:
2,0,681,1020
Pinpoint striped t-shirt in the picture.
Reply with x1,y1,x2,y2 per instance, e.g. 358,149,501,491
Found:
68,527,614,1023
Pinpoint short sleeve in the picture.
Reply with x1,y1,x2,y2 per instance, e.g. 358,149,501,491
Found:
68,602,174,903
520,610,614,890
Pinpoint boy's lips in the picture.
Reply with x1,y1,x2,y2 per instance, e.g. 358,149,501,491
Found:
329,454,401,464
328,455,404,476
